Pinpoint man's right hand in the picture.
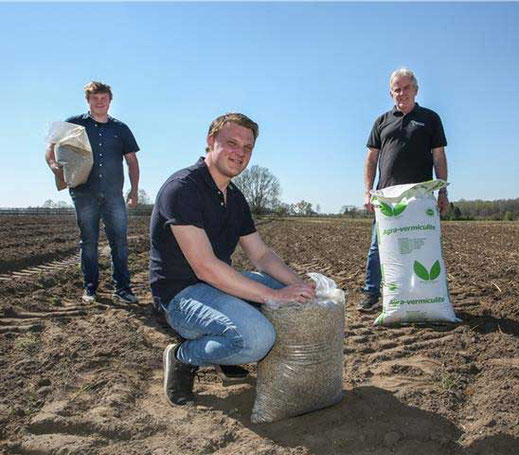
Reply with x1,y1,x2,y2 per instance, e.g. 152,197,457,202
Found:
268,283,316,304
364,192,374,212
50,163,65,184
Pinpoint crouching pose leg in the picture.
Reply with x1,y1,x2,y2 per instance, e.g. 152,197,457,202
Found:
163,272,284,405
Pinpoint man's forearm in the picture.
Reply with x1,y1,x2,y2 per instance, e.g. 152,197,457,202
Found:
432,147,448,181
128,162,140,192
364,163,376,192
45,143,58,169
252,249,303,286
196,257,277,304
432,147,449,214
45,143,65,183
364,148,379,193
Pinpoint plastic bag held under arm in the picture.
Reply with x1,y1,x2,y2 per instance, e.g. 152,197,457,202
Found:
46,122,93,190
251,273,345,424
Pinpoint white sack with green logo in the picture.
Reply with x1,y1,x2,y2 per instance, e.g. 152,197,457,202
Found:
371,180,458,325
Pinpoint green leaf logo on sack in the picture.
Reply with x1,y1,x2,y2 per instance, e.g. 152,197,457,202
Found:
379,201,407,217
387,282,398,291
426,208,435,216
414,260,441,281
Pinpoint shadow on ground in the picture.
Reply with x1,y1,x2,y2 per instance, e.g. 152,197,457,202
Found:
457,311,519,336
198,386,519,455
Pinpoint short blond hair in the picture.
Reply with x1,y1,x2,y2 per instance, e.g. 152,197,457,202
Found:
84,81,113,101
206,113,259,153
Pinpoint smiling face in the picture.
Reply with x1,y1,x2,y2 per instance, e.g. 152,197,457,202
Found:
390,75,418,114
87,92,111,119
205,121,255,185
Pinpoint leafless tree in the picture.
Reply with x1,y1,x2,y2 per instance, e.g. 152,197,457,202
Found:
294,200,314,216
233,165,281,215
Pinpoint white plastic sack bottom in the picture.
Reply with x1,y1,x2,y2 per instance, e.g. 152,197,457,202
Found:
251,273,345,424
371,180,458,325
46,122,93,190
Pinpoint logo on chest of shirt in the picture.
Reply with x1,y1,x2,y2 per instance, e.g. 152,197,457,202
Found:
410,120,425,127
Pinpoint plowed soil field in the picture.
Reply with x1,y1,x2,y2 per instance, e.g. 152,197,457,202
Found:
1,216,518,455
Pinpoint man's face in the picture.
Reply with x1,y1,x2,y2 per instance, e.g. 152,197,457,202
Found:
87,92,111,117
390,75,418,114
206,122,255,179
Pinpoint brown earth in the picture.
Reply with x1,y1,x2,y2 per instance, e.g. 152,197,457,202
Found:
0,216,518,455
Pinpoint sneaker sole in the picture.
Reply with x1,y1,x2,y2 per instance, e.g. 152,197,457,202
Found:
82,296,96,303
112,294,139,304
357,303,381,313
163,344,177,407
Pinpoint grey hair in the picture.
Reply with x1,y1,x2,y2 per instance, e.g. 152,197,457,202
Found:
390,67,418,89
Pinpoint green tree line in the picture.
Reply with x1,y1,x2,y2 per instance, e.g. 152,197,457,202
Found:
38,166,517,221
444,198,518,221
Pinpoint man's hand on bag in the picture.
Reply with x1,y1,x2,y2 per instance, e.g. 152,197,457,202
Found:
269,283,316,304
126,189,138,208
50,163,65,185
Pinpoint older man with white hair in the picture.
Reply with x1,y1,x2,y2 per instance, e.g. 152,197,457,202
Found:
358,67,449,312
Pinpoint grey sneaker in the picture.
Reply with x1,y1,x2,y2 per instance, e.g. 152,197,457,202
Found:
357,293,380,312
113,288,139,304
215,365,249,382
163,343,198,406
82,287,96,303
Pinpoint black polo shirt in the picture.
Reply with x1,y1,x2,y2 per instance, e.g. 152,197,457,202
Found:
149,157,256,308
367,103,447,189
66,113,139,195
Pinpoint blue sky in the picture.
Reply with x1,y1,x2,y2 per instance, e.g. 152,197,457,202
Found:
1,2,518,213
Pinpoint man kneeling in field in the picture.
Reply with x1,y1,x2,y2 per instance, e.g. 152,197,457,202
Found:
149,113,315,406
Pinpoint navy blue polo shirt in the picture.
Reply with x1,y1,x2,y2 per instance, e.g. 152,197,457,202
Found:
367,103,447,189
65,113,139,195
149,157,257,308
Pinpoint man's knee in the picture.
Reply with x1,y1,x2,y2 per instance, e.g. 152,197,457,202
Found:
108,235,128,251
79,234,98,247
240,318,276,362
77,217,100,243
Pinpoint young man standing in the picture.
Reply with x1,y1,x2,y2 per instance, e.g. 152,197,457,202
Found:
45,81,140,304
149,113,315,406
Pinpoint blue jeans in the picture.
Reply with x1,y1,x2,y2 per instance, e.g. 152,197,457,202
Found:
362,222,381,297
70,190,130,292
163,272,284,367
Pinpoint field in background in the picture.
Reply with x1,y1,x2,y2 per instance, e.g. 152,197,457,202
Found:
1,216,518,454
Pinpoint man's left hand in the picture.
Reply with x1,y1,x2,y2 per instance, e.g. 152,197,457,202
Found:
438,192,449,216
126,190,138,208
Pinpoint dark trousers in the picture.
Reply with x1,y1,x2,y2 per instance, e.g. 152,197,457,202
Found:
362,221,381,297
71,190,130,292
